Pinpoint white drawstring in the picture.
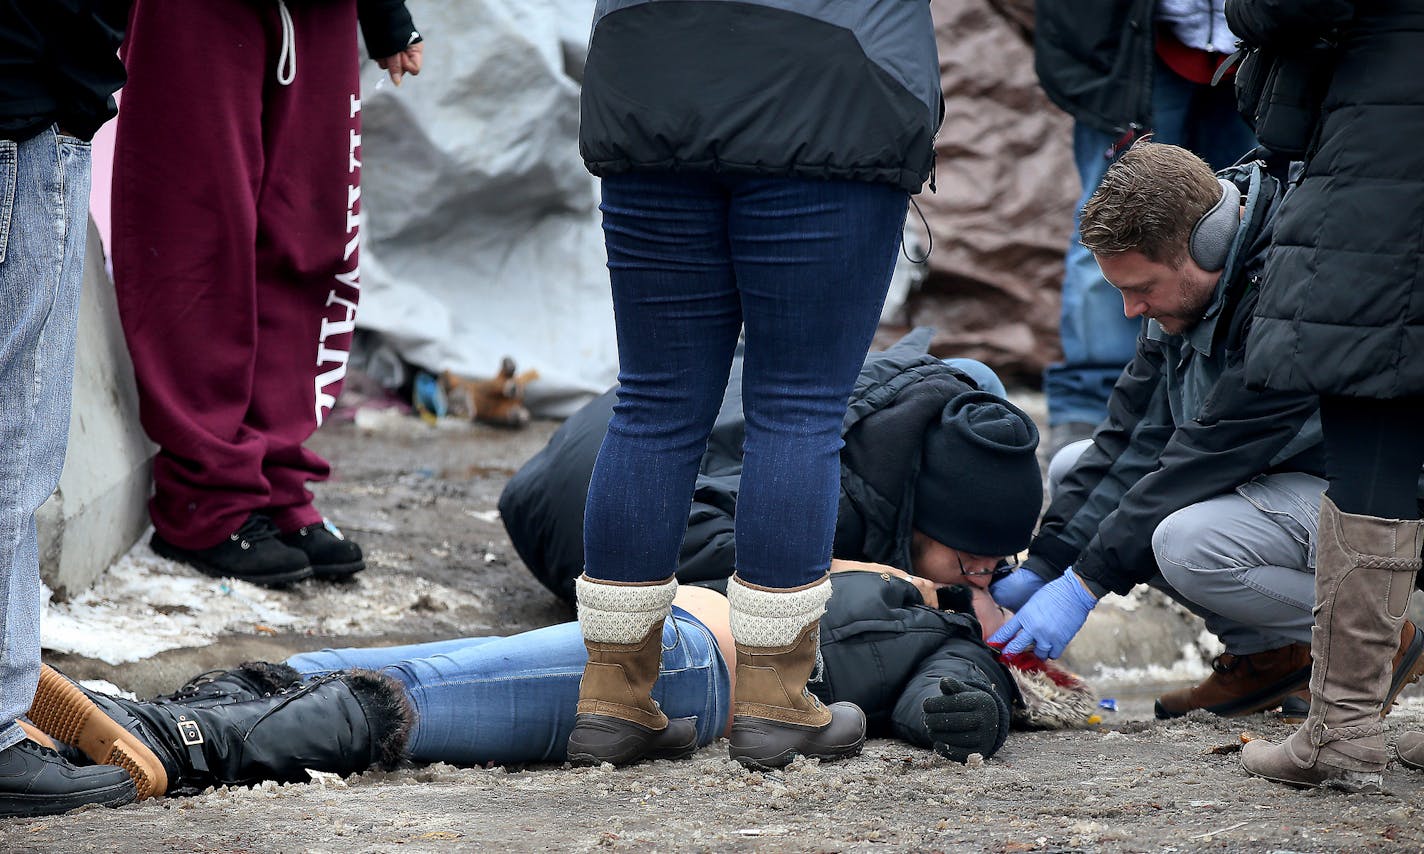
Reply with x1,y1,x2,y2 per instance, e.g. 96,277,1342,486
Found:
276,0,297,86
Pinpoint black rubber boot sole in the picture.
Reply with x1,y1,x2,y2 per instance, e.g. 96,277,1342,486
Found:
1153,663,1311,720
566,713,698,767
311,559,366,580
151,536,313,588
729,710,866,771
0,778,135,818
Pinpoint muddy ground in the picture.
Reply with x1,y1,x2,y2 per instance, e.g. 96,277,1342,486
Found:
11,415,1424,852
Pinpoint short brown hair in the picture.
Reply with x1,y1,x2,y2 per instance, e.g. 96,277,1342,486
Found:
1079,140,1223,266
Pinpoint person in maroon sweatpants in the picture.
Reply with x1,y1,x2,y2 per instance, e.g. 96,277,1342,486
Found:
112,0,423,587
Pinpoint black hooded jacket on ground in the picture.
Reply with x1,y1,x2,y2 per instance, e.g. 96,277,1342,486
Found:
1227,0,1424,398
1024,162,1326,595
579,0,942,193
814,571,1014,758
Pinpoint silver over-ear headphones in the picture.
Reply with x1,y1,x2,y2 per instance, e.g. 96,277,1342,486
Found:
1187,178,1242,272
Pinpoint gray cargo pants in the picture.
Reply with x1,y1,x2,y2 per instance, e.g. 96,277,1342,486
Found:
1050,440,1321,655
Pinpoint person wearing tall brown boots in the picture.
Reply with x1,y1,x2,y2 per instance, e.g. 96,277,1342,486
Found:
569,0,943,769
1225,0,1424,791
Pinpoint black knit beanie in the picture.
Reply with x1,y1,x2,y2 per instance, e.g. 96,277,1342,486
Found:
913,391,1042,557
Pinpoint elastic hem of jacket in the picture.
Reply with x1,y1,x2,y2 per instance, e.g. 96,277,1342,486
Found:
585,157,927,195
1025,538,1076,579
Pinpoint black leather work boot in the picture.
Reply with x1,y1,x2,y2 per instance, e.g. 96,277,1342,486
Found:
0,737,136,818
151,514,312,588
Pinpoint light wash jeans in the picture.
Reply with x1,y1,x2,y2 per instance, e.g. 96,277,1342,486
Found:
943,357,1007,400
1049,440,1321,655
0,127,91,751
287,606,731,765
1043,57,1256,428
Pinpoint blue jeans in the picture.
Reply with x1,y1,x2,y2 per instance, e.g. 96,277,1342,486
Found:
1044,57,1255,427
0,127,91,751
286,607,730,765
943,357,1007,400
584,173,908,588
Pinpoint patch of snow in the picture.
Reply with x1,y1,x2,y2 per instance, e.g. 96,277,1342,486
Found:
40,534,487,665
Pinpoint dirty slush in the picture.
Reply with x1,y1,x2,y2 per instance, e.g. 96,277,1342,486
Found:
16,421,1424,853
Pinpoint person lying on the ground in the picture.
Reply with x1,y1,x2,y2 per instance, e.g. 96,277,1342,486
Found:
20,570,1097,798
499,328,1043,639
988,141,1424,722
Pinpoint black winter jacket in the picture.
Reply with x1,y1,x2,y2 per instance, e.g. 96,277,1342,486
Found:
499,328,980,603
0,0,127,141
1227,0,1424,398
579,0,941,194
814,571,1015,758
1026,162,1326,595
1034,0,1156,136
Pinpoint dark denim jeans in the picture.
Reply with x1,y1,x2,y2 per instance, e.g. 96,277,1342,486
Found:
584,172,908,589
1043,56,1256,427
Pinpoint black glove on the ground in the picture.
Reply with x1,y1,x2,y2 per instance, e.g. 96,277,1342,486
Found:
923,676,1001,763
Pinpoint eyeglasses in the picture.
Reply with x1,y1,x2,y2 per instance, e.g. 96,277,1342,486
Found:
957,552,1018,579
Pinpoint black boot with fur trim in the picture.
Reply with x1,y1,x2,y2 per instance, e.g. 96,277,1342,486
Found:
28,666,413,798
152,661,305,708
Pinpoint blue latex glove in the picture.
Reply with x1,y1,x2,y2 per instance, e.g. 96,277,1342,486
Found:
987,568,1098,659
989,567,1048,611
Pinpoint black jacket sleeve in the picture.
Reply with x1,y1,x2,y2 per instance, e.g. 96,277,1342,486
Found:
890,635,1014,759
1225,0,1355,49
1073,315,1319,595
1026,333,1172,579
357,0,420,59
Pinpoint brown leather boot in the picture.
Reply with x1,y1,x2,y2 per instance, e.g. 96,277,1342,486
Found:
727,574,865,770
1241,497,1424,792
1155,643,1311,719
566,574,698,766
1277,620,1424,723
1396,732,1424,770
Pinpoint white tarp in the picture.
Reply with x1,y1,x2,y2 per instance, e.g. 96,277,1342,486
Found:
357,1,923,416
357,0,614,416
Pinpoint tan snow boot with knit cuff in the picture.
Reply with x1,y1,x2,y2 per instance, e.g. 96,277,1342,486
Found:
1241,496,1424,792
727,573,866,770
566,574,698,766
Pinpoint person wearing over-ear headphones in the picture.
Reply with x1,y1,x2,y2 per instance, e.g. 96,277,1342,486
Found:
990,141,1424,724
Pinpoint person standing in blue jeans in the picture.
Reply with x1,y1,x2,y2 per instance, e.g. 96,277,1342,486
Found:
571,0,943,770
0,0,138,817
1035,0,1256,452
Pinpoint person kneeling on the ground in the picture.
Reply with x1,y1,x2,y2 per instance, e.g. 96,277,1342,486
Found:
18,566,1094,797
987,140,1424,721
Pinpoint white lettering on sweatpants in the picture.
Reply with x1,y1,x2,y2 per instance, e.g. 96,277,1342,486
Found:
313,93,363,425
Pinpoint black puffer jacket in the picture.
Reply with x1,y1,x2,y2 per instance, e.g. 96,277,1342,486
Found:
499,328,979,603
1228,0,1424,397
579,0,941,193
815,571,1015,758
1034,0,1156,136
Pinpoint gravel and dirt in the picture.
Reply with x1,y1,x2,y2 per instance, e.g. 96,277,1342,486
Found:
10,414,1424,852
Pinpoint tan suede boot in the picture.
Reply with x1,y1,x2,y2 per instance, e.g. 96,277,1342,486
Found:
566,574,698,766
1240,497,1424,792
727,574,865,769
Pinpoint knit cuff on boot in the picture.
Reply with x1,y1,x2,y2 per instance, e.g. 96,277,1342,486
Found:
727,574,832,648
575,574,678,644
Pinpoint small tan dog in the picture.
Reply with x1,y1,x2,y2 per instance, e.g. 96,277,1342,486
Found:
442,357,539,428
